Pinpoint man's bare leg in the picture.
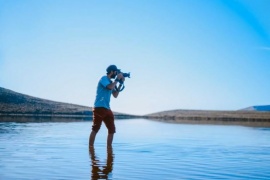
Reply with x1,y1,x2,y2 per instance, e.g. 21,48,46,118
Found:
107,133,114,148
89,131,97,148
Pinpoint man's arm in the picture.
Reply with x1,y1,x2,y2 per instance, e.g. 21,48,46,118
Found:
106,73,124,90
106,80,119,90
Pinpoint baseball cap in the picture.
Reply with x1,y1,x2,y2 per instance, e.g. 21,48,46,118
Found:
106,65,120,73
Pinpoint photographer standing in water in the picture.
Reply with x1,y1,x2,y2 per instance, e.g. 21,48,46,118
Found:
89,65,126,148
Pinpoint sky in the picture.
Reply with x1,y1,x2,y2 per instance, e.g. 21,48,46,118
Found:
0,0,270,115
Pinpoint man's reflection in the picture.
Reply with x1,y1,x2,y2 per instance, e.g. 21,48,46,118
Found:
89,147,114,180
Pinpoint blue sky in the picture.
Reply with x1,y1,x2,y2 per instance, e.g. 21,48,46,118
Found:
0,0,270,115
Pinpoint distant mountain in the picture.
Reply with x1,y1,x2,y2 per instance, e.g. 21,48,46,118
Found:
239,105,270,112
0,87,133,118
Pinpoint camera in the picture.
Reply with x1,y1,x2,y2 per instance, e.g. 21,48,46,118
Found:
117,70,131,78
122,72,131,78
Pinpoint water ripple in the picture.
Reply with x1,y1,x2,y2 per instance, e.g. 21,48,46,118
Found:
0,119,270,179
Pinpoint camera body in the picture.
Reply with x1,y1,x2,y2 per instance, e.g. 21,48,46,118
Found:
117,70,130,78
122,72,130,78
116,71,130,85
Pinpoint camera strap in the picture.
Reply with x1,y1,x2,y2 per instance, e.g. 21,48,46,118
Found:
114,83,125,92
115,79,125,92
119,84,125,92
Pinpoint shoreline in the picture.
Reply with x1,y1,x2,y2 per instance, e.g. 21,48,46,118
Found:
143,110,270,127
146,117,270,127
0,113,142,122
1,113,270,127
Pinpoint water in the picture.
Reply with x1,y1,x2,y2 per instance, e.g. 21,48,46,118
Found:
1,118,270,180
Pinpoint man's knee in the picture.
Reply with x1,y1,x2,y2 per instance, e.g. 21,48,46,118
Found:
108,125,116,134
92,125,101,133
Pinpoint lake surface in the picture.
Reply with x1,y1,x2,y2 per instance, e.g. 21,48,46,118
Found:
1,118,270,180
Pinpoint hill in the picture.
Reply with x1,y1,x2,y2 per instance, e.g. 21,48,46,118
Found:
239,105,270,112
0,87,133,118
145,109,270,127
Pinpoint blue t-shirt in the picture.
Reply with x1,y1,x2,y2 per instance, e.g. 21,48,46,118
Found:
94,76,114,109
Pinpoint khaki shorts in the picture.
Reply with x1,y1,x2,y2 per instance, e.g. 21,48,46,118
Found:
92,107,116,134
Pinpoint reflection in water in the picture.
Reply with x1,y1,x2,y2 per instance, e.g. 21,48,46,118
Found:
0,122,26,134
89,147,114,180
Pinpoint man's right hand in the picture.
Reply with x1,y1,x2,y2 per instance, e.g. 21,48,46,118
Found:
116,73,124,80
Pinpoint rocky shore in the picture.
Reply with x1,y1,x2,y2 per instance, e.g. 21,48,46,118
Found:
145,109,270,127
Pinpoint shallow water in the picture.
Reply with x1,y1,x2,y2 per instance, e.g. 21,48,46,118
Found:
0,118,270,180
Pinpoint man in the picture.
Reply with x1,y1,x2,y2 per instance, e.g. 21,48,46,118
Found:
89,65,125,148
